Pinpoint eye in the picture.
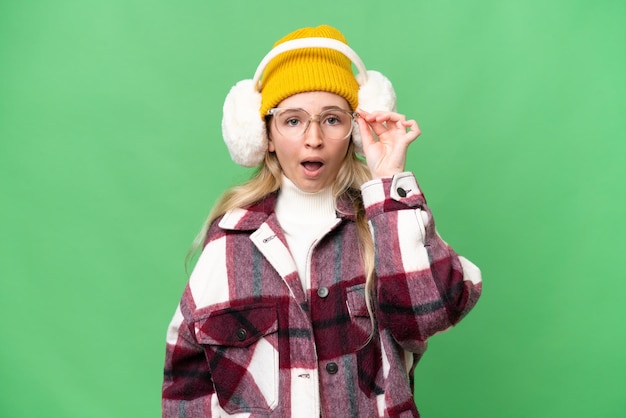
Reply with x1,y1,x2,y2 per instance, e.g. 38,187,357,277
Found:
321,111,347,127
285,117,301,127
276,109,307,129
325,116,340,125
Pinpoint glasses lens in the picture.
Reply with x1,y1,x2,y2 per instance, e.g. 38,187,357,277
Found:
273,109,310,138
318,109,353,140
272,108,354,140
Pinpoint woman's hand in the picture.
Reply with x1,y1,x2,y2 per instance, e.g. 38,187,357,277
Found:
356,110,421,179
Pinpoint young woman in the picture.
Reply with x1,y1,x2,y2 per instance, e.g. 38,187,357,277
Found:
162,25,482,418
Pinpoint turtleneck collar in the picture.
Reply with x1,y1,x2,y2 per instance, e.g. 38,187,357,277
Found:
275,176,337,225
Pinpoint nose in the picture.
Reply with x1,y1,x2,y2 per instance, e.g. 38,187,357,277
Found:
303,120,323,148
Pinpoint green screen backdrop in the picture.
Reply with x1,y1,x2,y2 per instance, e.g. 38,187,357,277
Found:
1,1,624,417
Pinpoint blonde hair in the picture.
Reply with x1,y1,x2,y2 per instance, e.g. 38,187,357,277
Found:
187,143,377,335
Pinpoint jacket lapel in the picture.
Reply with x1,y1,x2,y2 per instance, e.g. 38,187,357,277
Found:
250,222,306,304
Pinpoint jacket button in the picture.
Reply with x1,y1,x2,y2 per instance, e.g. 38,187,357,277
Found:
236,328,247,341
396,187,407,197
326,362,338,374
317,286,329,298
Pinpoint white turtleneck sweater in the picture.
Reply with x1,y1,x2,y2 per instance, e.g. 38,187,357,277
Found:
274,176,339,292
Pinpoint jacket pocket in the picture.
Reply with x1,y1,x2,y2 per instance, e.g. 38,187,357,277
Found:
193,303,279,414
346,284,373,347
346,284,383,397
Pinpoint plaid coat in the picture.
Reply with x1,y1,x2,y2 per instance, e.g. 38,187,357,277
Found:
162,172,482,417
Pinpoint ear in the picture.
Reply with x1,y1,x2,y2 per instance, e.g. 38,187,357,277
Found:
267,132,275,152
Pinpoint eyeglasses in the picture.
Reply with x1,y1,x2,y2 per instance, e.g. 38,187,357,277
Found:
266,107,358,141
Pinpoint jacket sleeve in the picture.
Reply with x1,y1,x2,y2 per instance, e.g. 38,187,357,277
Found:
162,287,218,417
361,172,482,352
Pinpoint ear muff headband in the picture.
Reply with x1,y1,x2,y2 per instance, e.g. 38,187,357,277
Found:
222,37,396,167
252,37,369,91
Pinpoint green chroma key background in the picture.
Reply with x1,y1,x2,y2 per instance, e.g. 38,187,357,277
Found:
1,1,624,416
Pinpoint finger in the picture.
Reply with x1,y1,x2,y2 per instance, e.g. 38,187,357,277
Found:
361,110,419,140
358,109,393,123
403,119,421,140
374,115,417,136
356,116,377,149
377,113,407,124
367,111,407,125
372,113,409,134
367,120,390,136
357,111,389,137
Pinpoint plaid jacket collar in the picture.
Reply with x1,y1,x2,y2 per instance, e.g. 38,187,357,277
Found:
219,189,358,232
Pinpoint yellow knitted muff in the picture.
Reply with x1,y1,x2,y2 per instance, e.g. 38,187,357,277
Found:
259,25,360,118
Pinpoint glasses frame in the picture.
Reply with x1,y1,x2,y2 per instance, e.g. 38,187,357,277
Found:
266,107,359,141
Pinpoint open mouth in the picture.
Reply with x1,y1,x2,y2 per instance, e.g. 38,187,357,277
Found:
301,161,324,172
